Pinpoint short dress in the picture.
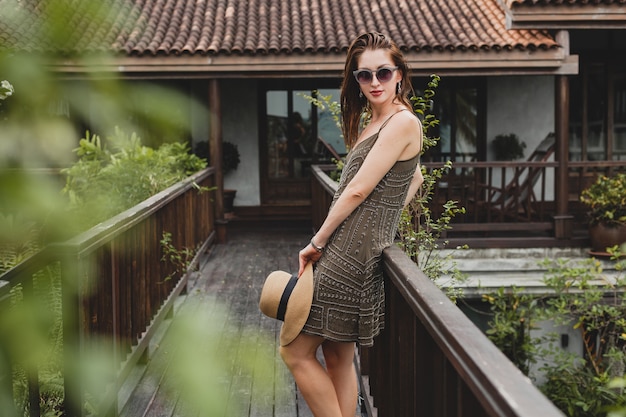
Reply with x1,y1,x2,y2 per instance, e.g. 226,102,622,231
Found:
301,110,419,347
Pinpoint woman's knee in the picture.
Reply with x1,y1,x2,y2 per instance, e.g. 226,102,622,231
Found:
322,342,355,371
279,344,300,369
279,334,321,370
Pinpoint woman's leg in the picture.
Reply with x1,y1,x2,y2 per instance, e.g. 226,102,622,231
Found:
321,340,358,417
279,333,343,417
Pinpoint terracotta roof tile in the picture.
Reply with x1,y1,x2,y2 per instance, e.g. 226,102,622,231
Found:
0,0,559,57
506,0,625,5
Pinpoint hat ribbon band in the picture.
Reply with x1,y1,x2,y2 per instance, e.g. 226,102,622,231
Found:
276,274,298,322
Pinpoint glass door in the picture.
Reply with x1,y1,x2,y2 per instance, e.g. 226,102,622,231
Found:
262,90,315,205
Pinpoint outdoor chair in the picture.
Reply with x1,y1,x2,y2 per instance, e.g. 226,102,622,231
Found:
475,133,556,221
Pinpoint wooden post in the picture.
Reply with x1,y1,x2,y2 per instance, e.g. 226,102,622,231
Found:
209,79,224,222
554,30,573,239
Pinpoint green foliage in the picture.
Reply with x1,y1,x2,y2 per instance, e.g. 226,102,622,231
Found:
301,91,342,132
483,248,626,417
398,75,468,299
0,213,41,274
410,75,441,153
160,231,195,282
542,362,619,417
306,76,468,298
306,75,468,298
62,128,206,231
167,298,275,416
482,287,537,375
580,173,626,227
1,1,214,415
0,80,13,101
4,264,65,417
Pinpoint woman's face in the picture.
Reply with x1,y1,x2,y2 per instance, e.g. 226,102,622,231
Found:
355,48,402,106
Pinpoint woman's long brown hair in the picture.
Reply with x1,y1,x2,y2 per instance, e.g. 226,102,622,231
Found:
340,32,413,149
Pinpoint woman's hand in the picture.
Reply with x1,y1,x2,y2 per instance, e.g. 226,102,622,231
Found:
298,243,323,276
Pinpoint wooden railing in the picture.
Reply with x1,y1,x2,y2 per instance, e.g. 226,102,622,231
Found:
362,247,564,416
0,168,216,417
421,160,626,247
310,165,565,417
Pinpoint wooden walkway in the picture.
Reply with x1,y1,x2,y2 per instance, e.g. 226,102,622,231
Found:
118,223,341,417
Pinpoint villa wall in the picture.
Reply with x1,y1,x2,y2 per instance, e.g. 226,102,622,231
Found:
215,75,559,209
221,79,261,206
487,75,556,200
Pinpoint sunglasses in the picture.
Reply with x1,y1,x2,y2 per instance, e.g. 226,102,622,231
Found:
352,66,398,84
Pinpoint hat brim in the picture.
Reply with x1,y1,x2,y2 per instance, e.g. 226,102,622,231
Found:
280,262,314,346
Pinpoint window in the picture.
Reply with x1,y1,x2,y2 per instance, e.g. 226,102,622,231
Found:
264,88,344,180
261,84,343,205
569,61,626,161
422,78,483,164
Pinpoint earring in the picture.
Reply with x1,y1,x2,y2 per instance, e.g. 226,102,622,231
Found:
397,81,402,94
359,90,363,99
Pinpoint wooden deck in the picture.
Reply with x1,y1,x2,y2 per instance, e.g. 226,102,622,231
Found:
118,223,362,417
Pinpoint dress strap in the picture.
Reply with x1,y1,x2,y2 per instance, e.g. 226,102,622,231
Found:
377,108,410,134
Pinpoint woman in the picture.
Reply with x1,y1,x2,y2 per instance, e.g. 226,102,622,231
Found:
279,32,424,417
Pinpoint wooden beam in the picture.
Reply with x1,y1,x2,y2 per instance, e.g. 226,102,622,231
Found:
505,4,626,29
555,69,572,239
49,48,579,77
208,79,224,221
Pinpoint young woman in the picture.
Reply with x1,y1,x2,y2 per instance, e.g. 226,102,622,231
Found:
280,32,424,417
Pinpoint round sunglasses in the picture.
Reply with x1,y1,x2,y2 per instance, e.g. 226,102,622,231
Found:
352,66,398,84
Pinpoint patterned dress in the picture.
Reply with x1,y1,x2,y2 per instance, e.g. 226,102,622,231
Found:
302,111,419,347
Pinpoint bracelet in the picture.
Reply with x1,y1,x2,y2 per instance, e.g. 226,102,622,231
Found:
310,238,324,252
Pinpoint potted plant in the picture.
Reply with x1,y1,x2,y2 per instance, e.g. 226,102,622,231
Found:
580,172,626,253
222,141,240,176
491,133,526,161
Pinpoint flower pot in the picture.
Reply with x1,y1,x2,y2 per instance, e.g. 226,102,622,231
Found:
589,223,626,254
223,189,237,214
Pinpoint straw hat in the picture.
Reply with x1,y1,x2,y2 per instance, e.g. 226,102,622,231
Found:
259,262,314,346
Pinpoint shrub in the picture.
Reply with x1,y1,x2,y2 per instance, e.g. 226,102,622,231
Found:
62,128,206,231
580,173,626,227
483,248,626,417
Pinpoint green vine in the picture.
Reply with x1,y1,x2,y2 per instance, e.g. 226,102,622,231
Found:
160,231,195,283
304,76,468,299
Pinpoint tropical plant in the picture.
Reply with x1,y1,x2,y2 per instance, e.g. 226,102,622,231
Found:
580,173,626,227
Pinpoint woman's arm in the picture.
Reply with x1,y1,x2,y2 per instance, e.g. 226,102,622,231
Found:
298,112,422,275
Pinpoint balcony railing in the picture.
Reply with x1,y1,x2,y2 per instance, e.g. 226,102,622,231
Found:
418,159,626,248
0,168,216,417
310,164,565,417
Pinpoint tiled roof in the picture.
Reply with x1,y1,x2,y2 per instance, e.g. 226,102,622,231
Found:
0,0,558,57
506,0,626,5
